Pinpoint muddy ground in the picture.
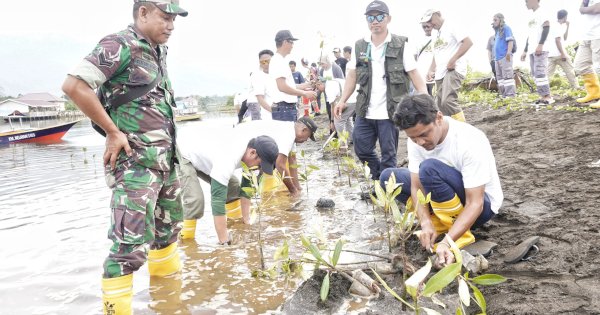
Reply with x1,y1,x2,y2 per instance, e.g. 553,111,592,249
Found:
283,103,600,314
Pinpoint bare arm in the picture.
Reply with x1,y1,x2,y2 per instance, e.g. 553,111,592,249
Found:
427,58,437,81
255,95,272,112
276,153,300,196
447,37,473,70
61,75,131,170
333,68,357,118
446,185,485,244
288,151,300,191
276,78,316,99
407,69,427,94
411,172,437,252
581,1,600,14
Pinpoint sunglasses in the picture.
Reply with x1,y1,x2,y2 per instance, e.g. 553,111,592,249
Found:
260,60,270,65
366,14,386,24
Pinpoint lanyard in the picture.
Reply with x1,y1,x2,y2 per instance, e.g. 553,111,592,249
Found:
367,41,388,61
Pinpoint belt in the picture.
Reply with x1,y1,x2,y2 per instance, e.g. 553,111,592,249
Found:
275,101,296,107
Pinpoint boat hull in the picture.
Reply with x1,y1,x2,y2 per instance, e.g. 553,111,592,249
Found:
0,120,80,145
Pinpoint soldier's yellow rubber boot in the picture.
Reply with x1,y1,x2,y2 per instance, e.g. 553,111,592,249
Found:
429,194,476,250
102,274,133,315
179,219,197,240
450,111,466,122
225,199,242,219
577,73,600,103
147,243,181,277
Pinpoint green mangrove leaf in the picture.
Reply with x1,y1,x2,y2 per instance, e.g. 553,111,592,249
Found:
468,281,486,313
471,274,507,286
371,268,415,310
423,262,461,297
405,258,432,299
332,239,344,267
320,273,330,301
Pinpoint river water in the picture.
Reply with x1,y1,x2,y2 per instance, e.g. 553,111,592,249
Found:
0,114,386,314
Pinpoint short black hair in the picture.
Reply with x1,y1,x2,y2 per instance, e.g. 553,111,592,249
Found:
289,60,296,66
343,46,352,53
258,49,274,58
557,9,568,20
393,94,439,130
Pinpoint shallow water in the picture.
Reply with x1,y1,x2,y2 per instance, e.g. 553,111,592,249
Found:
0,114,387,314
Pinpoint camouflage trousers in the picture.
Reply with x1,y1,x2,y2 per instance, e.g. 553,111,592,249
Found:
103,156,182,278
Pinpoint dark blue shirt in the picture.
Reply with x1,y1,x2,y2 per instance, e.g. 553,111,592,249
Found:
292,71,305,84
494,25,515,60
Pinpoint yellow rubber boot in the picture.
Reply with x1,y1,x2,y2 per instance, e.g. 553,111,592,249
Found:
577,73,600,103
429,194,476,250
147,243,181,277
179,219,197,240
450,111,466,122
225,199,242,219
102,273,133,315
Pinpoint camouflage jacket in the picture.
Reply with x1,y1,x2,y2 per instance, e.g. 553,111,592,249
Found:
86,25,177,171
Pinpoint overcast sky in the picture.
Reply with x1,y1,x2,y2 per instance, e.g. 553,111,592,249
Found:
0,0,582,98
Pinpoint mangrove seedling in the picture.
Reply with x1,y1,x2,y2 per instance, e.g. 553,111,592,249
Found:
241,162,283,270
370,172,403,253
297,149,320,196
326,137,342,176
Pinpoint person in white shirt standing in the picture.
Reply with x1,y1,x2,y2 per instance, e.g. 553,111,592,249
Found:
247,49,276,120
421,9,472,122
547,10,579,89
270,30,316,121
520,0,554,105
574,0,600,108
335,0,426,180
380,94,503,268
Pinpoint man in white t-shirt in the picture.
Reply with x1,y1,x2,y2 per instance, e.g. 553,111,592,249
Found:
334,0,426,180
177,131,278,245
247,49,276,120
234,117,318,198
547,10,579,89
270,30,317,121
520,0,554,104
574,0,600,108
380,94,503,268
421,9,472,122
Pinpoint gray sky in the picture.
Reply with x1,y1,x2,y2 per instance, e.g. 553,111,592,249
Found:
0,0,582,98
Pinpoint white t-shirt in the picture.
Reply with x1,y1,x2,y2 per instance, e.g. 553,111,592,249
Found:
526,5,552,53
415,35,434,84
407,117,503,213
247,69,274,104
270,52,298,103
324,78,343,103
582,0,600,40
233,120,296,155
546,22,566,57
347,32,417,119
432,20,469,79
178,127,246,186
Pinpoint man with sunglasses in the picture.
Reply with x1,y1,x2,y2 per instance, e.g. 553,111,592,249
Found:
334,0,427,180
421,9,472,122
271,30,317,122
61,1,188,313
247,49,276,120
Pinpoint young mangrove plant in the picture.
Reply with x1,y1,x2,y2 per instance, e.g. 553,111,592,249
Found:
326,137,342,176
373,236,507,315
241,162,283,270
297,149,320,196
300,235,348,302
370,172,403,253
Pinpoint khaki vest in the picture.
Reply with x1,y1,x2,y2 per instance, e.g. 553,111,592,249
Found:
354,34,410,119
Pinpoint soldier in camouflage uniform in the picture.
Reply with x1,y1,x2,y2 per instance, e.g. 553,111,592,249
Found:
61,1,188,314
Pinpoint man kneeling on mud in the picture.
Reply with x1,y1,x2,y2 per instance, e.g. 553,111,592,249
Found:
380,94,503,268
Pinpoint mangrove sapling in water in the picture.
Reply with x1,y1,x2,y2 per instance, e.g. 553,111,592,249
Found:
326,137,342,177
297,149,319,196
371,172,403,253
241,163,283,271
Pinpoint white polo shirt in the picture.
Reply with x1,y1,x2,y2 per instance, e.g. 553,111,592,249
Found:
270,52,298,104
347,32,417,119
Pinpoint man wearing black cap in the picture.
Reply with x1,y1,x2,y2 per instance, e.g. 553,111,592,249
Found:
61,1,188,313
334,0,427,180
270,30,317,122
177,130,279,245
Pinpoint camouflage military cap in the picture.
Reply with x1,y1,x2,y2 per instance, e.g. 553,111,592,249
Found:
135,0,188,17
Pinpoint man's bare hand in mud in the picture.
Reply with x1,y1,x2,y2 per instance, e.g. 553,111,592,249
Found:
418,220,438,253
434,242,455,269
103,130,132,170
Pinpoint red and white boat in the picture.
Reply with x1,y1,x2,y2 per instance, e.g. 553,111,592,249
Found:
0,120,81,145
